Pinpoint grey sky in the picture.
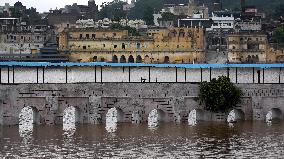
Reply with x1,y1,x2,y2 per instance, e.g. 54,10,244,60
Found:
0,0,114,12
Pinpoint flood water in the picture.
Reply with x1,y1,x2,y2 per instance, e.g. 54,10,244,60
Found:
0,121,284,158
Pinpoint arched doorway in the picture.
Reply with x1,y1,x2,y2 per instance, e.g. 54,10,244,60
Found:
247,55,251,63
164,56,170,63
148,109,165,128
227,109,245,123
144,55,150,63
106,107,124,133
266,108,283,122
136,55,142,63
128,55,134,63
63,106,81,128
188,109,204,126
120,55,126,63
112,55,118,63
93,56,98,62
19,106,40,126
19,106,40,136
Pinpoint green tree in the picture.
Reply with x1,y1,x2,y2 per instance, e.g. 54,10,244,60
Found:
128,0,164,25
98,1,127,21
274,27,284,43
159,12,176,21
198,76,243,113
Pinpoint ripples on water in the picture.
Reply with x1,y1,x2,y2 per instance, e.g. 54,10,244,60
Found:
1,121,284,158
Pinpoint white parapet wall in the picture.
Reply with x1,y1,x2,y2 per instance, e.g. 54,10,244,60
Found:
0,65,283,84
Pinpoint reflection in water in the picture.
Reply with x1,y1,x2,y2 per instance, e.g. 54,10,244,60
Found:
148,109,160,128
266,110,273,123
63,106,78,136
0,122,284,158
188,110,197,126
19,107,35,138
105,108,119,133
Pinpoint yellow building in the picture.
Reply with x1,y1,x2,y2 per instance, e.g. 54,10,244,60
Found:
227,33,267,63
58,27,205,63
227,33,284,63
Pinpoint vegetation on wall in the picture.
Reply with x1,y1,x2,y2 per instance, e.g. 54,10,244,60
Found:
110,23,140,36
198,76,243,113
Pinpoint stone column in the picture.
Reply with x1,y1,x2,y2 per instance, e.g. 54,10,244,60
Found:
131,99,144,124
89,96,102,124
252,97,264,120
173,97,184,123
45,97,58,124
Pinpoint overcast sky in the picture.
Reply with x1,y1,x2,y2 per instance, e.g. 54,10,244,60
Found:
0,0,114,12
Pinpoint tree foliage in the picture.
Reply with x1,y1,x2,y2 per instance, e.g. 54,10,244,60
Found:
198,76,243,113
160,12,176,21
10,7,42,25
128,0,164,25
274,3,284,18
274,27,284,43
97,1,127,21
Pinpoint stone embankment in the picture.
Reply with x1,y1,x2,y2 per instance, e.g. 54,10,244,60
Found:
0,83,283,126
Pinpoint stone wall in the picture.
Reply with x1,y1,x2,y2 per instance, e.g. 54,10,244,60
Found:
0,83,284,125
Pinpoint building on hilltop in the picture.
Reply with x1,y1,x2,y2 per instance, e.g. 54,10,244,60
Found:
0,18,20,33
47,0,99,26
47,10,81,26
58,27,205,63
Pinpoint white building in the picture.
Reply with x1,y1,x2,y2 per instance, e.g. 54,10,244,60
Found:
76,19,95,28
206,13,234,31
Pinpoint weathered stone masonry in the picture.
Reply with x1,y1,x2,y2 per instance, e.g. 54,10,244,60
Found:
0,83,284,125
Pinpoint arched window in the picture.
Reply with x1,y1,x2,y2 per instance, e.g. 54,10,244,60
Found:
93,56,97,62
120,55,126,63
128,55,134,63
144,55,150,63
164,56,170,63
112,55,118,63
136,55,142,63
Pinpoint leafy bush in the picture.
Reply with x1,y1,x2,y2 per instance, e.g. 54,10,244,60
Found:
198,76,243,113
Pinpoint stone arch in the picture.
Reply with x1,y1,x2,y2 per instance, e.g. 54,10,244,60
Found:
266,108,283,122
227,109,245,123
164,56,170,63
112,55,118,63
128,55,134,63
247,55,251,63
148,109,166,127
144,55,150,63
136,55,142,63
19,106,40,126
63,106,81,126
106,107,125,123
120,55,126,63
188,109,204,126
93,56,97,62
